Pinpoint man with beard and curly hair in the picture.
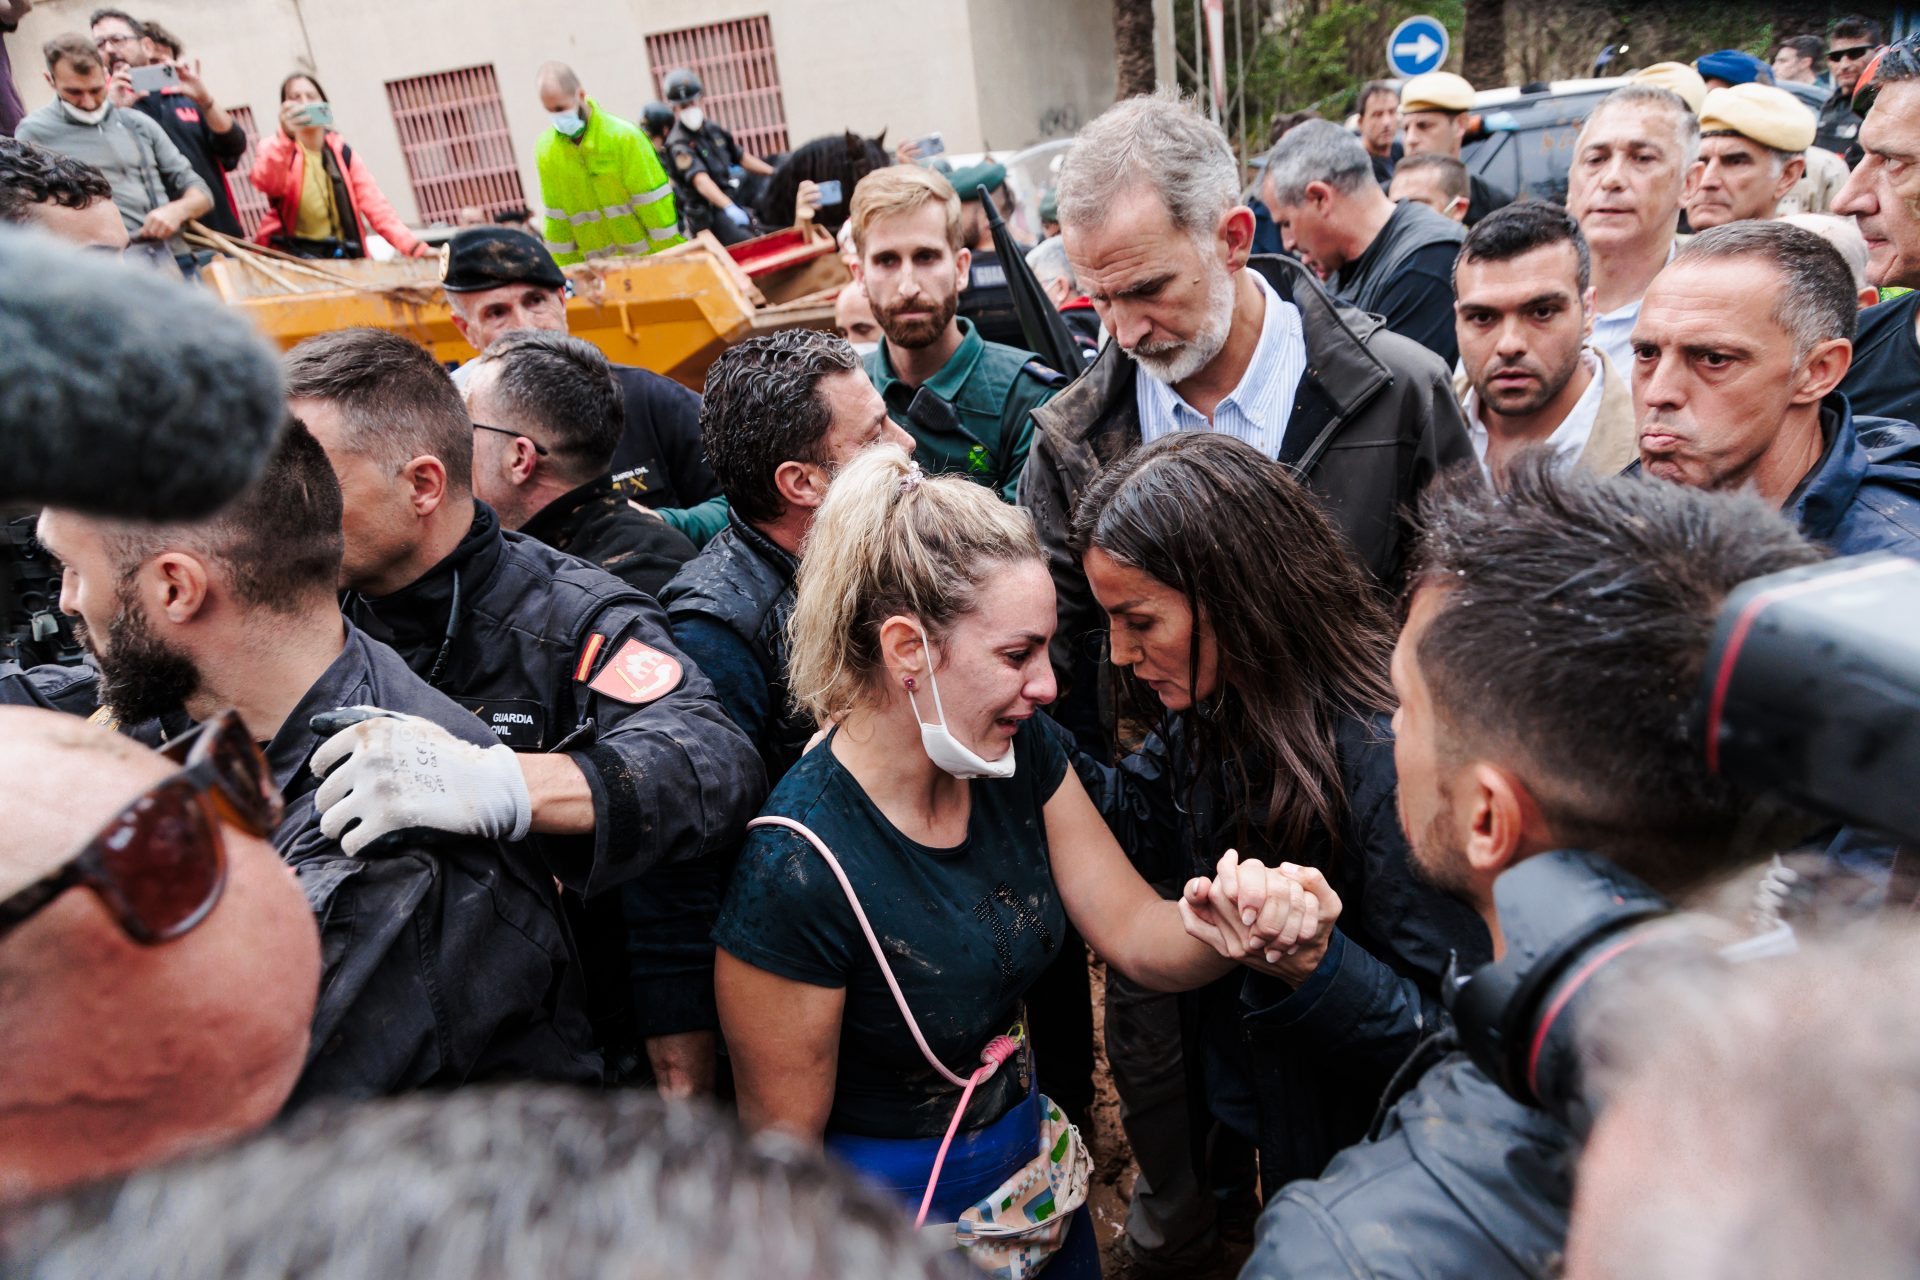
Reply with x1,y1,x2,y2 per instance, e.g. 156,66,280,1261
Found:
849,163,1067,502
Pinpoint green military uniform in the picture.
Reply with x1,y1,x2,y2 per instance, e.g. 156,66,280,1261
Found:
865,318,1066,502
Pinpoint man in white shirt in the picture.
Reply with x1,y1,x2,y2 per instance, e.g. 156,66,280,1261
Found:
1568,85,1698,375
1452,203,1637,482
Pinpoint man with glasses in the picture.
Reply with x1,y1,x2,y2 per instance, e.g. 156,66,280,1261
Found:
0,134,127,250
463,328,694,597
25,421,602,1105
0,703,319,1204
1818,15,1885,156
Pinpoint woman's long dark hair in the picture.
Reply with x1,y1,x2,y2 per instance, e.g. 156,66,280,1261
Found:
1069,432,1397,856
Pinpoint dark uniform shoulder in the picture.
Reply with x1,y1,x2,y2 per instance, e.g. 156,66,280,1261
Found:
1020,358,1070,389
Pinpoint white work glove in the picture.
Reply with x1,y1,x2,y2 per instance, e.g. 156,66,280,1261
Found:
309,707,532,855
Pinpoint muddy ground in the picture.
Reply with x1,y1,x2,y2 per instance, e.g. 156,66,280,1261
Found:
1086,960,1251,1280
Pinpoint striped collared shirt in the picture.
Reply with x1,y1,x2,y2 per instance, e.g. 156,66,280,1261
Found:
1134,271,1307,460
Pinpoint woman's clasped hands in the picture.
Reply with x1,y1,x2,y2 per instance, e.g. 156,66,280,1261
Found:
1179,849,1343,984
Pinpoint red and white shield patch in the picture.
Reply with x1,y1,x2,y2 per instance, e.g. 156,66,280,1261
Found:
585,638,683,705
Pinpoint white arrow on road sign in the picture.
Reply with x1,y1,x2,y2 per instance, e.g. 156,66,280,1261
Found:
1393,32,1441,64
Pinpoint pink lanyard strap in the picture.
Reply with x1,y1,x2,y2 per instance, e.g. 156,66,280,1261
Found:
748,815,1024,1226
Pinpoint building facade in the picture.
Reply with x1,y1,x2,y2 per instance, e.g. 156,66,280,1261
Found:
11,0,1118,231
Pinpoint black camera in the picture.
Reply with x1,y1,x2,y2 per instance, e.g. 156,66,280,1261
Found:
1446,553,1920,1128
3,515,83,671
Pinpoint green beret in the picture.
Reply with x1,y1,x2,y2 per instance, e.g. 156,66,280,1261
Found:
948,161,1007,202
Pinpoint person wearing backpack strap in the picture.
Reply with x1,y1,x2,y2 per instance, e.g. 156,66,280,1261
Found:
250,73,426,259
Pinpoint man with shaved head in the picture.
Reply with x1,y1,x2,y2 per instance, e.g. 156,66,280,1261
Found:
534,60,682,266
0,706,319,1204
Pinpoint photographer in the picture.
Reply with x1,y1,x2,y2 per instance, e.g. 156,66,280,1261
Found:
1238,456,1824,1280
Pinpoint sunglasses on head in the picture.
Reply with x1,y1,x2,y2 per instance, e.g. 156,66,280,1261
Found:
0,709,281,946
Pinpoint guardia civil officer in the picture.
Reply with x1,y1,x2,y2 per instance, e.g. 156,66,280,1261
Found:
288,328,766,1097
948,160,1029,349
662,68,774,246
850,163,1066,502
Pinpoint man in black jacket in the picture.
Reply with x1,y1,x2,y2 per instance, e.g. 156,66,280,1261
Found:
1261,118,1465,365
1242,458,1824,1279
464,328,694,597
1817,14,1883,155
440,227,720,509
659,328,912,783
1031,93,1473,702
89,9,246,237
285,327,763,1097
30,422,601,1105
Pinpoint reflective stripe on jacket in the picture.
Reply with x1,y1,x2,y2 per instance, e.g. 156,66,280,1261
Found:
536,99,684,266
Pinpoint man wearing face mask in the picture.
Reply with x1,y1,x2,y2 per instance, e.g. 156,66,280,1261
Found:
17,33,208,271
533,61,682,268
662,68,774,247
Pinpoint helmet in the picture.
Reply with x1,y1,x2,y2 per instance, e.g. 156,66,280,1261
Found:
641,101,674,136
663,69,703,104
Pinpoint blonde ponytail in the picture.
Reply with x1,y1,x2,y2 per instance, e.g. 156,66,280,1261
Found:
786,445,1043,723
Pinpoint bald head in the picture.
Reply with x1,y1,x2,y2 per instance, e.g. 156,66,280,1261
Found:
0,708,319,1205
537,61,584,116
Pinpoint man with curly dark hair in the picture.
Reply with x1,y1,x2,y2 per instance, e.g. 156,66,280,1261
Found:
0,134,126,250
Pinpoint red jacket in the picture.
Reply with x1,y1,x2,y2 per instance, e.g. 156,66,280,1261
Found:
251,129,425,256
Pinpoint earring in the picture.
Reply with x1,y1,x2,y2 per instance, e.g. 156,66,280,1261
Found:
904,676,917,690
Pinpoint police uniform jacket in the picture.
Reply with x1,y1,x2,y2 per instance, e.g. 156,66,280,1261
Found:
273,623,603,1105
658,508,810,783
865,317,1066,502
608,363,719,508
345,501,765,897
520,474,696,599
665,119,744,233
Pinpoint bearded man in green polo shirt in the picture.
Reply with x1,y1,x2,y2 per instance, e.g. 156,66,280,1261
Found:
849,163,1066,501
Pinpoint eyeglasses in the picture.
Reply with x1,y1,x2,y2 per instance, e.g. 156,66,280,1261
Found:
1830,44,1876,61
0,709,281,946
93,31,143,49
472,422,549,455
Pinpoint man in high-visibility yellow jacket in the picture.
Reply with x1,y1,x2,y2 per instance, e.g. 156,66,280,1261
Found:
535,62,684,266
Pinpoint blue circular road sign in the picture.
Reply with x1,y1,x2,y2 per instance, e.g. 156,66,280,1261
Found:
1387,15,1450,77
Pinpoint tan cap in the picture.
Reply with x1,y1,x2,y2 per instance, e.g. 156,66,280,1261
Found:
1697,83,1817,152
1630,62,1708,114
1400,71,1475,114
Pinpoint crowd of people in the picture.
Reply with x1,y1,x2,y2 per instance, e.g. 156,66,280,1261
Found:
4,8,1920,1280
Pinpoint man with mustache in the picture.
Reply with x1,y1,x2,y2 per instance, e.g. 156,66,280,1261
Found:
1566,84,1697,376
850,163,1066,503
1630,219,1920,558
1453,203,1637,481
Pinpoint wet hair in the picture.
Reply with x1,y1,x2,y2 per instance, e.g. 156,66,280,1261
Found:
1263,118,1377,204
43,33,102,76
140,20,184,58
279,72,327,103
105,418,345,613
848,164,963,254
1455,198,1591,292
282,327,472,495
11,1086,968,1280
1070,433,1396,853
786,445,1040,722
700,328,862,525
1411,453,1823,895
1056,89,1241,239
1671,220,1857,361
0,137,113,223
1393,152,1470,203
473,329,623,482
1831,14,1884,47
756,131,891,234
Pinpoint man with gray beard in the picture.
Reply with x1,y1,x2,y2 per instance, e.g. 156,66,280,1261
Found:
1016,88,1473,1274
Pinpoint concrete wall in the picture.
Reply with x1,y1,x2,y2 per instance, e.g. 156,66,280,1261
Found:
11,0,1112,228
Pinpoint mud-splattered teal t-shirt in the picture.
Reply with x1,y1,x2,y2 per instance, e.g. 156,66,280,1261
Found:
714,721,1069,1139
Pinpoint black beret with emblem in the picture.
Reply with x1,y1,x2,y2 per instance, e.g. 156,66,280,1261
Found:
440,227,567,294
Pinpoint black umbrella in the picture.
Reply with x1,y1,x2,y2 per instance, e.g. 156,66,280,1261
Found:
973,182,1084,376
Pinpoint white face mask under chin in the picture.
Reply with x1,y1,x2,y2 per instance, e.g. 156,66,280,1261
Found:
62,99,111,126
905,642,1016,781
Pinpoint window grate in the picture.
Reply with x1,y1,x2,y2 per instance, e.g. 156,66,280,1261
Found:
384,64,528,225
646,15,790,158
